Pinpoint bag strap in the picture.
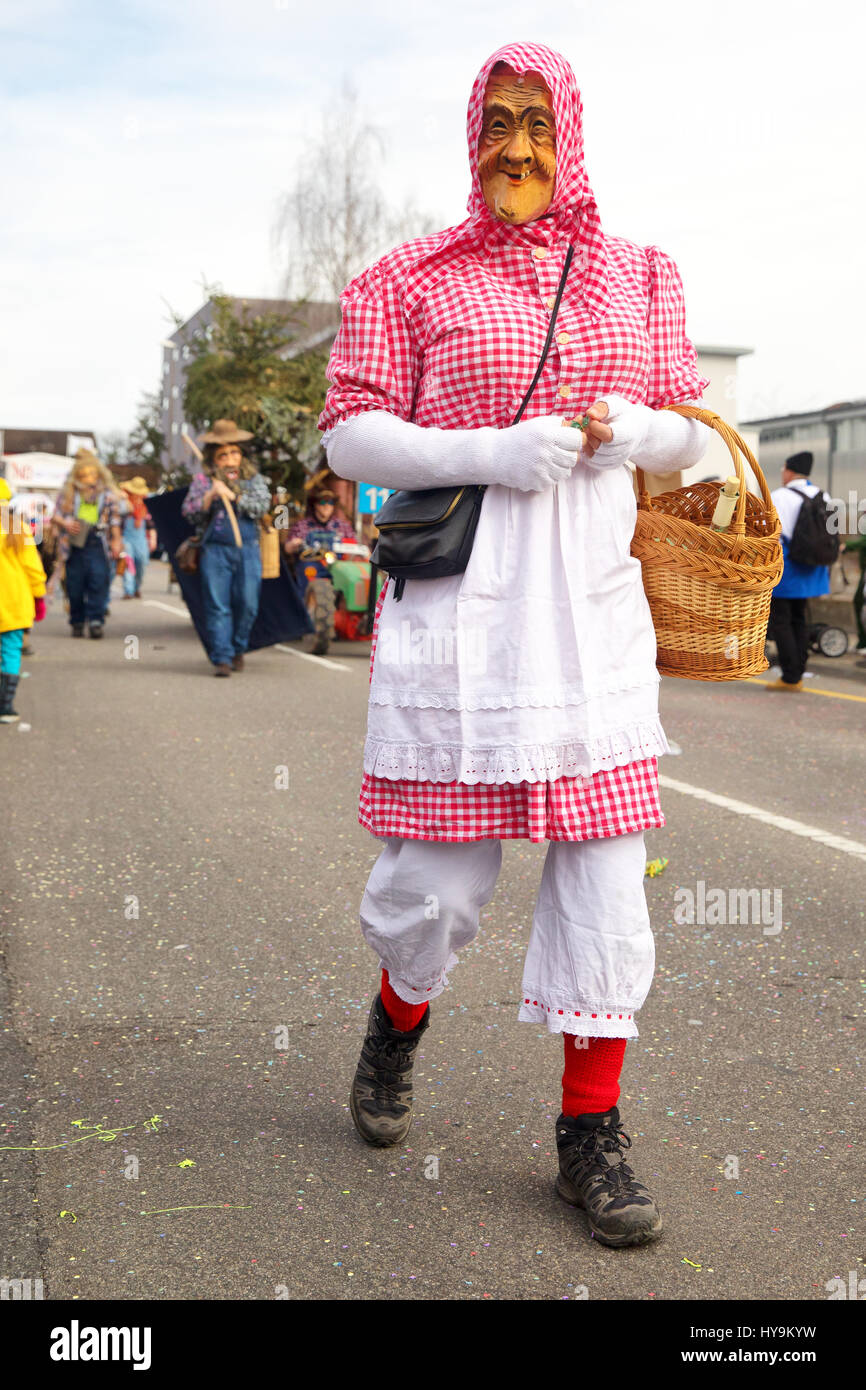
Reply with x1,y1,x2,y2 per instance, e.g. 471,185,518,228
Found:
512,244,575,425
386,244,575,605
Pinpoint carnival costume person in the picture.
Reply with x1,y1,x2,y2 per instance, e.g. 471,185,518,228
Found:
181,420,270,676
52,449,124,638
320,42,710,1247
119,477,152,599
284,473,358,557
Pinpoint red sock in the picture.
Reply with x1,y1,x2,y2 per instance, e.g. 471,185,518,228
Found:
561,1035,627,1117
380,969,429,1033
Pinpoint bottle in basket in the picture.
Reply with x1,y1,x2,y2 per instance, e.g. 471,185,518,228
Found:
711,476,740,532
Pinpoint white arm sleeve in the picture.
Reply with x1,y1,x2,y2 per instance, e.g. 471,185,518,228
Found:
323,410,586,493
585,394,711,475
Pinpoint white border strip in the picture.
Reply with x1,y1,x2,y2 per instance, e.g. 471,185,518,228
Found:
142,600,191,620
141,605,351,672
275,644,350,673
659,773,866,863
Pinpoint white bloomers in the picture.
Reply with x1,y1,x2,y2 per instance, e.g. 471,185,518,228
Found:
359,832,655,1039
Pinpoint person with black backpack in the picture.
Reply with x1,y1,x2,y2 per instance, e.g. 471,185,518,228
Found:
767,450,838,690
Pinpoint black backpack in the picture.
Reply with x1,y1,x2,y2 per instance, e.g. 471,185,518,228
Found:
787,488,840,567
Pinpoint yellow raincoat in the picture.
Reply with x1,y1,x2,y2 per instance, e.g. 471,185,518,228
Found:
0,479,47,633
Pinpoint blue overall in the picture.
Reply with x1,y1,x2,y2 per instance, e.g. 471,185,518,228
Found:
199,509,262,666
122,515,150,596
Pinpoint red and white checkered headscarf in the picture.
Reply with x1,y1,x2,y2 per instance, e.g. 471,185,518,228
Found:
463,41,610,320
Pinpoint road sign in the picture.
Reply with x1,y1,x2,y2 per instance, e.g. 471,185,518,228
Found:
358,483,393,514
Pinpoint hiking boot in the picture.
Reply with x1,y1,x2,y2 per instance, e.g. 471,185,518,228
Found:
350,993,429,1147
72,623,85,637
0,674,21,724
231,654,245,672
88,623,104,639
555,1107,662,1248
214,663,232,677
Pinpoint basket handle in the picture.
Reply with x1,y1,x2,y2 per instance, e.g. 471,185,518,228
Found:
634,404,775,537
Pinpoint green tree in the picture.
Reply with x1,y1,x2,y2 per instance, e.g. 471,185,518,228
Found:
181,294,328,494
97,428,129,468
128,392,165,474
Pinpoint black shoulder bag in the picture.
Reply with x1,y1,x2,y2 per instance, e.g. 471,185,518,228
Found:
371,245,575,600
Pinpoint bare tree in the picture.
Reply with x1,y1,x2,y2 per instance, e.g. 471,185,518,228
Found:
274,80,436,300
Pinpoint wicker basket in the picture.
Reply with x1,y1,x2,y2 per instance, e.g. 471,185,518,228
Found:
630,404,784,681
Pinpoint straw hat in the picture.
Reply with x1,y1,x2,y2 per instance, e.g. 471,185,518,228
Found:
121,476,150,496
304,464,340,496
202,419,253,445
75,446,101,467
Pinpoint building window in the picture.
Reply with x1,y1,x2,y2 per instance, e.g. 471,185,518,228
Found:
172,385,179,399
162,397,169,410
171,422,178,435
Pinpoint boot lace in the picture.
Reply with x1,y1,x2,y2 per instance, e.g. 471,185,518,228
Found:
362,1034,417,1106
563,1120,638,1195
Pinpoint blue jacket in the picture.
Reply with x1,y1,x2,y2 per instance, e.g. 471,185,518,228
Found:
771,482,831,600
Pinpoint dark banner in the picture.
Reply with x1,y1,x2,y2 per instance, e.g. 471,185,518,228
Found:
145,487,312,652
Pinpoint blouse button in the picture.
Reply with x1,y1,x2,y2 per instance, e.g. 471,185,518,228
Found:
545,295,556,309
557,332,570,346
558,385,571,399
533,247,548,260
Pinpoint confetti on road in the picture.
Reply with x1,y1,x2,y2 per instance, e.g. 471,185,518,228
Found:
139,1204,251,1216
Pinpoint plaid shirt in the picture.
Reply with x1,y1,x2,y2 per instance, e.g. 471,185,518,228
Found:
286,512,357,546
52,489,125,562
181,472,271,530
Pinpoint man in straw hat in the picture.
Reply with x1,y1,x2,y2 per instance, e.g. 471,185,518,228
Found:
118,476,152,600
320,41,713,1247
181,420,271,675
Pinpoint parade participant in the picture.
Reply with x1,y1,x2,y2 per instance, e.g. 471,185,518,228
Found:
0,479,47,723
52,449,124,638
284,470,358,557
181,420,270,675
320,41,711,1247
119,477,152,599
767,452,833,691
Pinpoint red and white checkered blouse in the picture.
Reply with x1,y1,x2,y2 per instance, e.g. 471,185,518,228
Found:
320,41,705,840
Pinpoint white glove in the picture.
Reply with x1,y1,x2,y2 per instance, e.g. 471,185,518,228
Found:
324,410,583,493
585,393,710,474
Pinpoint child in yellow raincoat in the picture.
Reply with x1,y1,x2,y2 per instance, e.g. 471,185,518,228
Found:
0,479,47,724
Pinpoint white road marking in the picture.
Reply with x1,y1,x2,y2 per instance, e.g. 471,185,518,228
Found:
275,644,350,672
659,773,866,863
142,600,191,620
140,605,353,672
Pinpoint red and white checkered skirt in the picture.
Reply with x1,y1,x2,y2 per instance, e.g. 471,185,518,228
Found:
359,758,664,843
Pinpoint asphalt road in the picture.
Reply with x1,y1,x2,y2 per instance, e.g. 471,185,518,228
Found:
1,561,863,1302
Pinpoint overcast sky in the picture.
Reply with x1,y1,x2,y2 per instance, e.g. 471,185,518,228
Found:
2,0,864,439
